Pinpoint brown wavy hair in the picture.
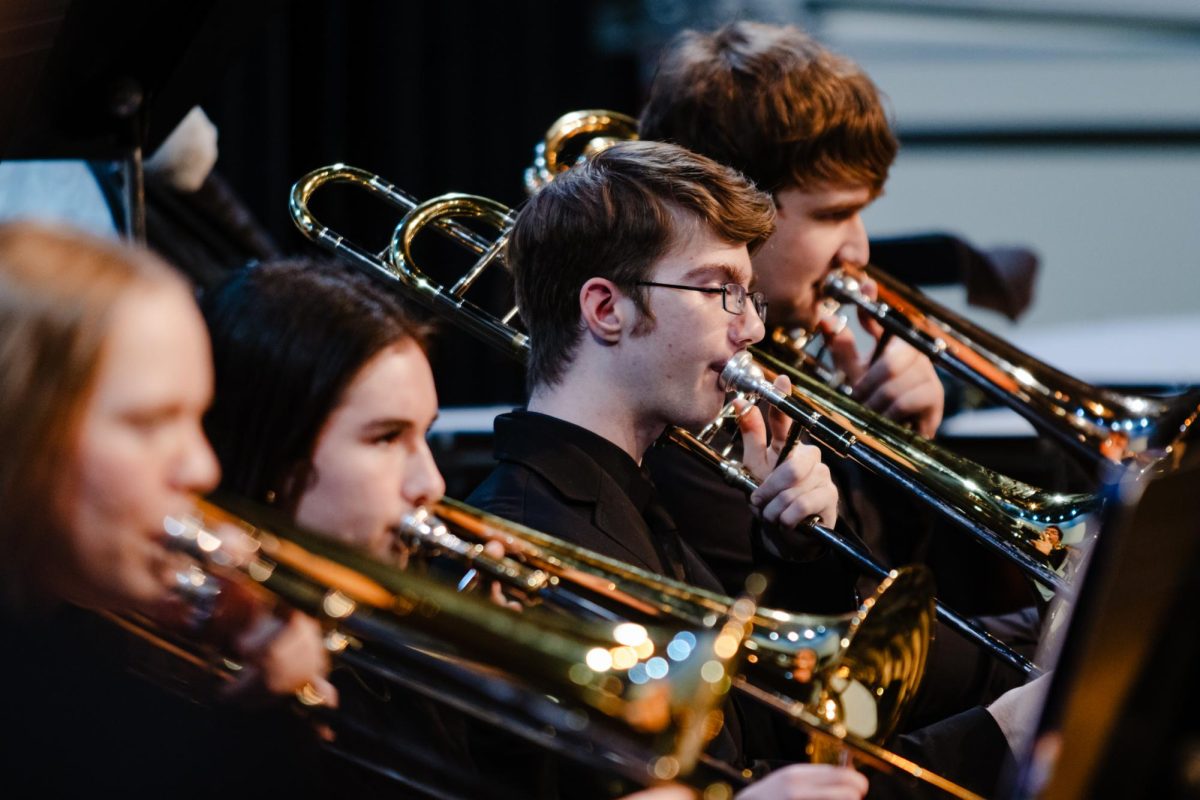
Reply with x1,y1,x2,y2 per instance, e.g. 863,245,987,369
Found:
640,21,897,195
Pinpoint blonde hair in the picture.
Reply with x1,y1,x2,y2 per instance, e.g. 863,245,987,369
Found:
0,221,181,610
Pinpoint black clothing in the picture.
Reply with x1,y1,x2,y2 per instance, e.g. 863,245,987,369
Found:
644,434,1036,731
468,411,1014,797
0,604,326,797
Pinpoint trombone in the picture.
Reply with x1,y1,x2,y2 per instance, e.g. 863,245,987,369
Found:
520,113,1109,587
124,494,753,796
406,499,936,751
818,264,1200,470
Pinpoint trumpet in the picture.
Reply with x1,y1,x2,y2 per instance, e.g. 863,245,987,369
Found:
125,495,753,795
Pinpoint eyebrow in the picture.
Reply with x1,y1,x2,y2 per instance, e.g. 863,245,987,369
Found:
681,263,748,285
361,418,416,435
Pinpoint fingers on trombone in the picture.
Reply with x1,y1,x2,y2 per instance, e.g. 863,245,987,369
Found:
765,374,794,444
853,336,918,403
753,447,838,531
735,403,771,476
820,316,868,386
481,540,524,612
735,763,868,800
226,610,337,704
854,276,886,341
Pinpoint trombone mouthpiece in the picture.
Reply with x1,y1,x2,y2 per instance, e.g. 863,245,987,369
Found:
720,351,767,396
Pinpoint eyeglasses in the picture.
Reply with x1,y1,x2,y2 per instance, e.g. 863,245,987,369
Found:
635,281,768,320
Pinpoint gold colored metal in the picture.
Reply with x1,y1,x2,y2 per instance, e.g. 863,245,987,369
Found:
147,495,751,793
524,109,640,194
719,350,1100,595
425,499,934,747
418,503,979,797
821,264,1200,469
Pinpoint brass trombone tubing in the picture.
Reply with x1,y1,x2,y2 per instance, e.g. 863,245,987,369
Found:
425,499,936,754
290,169,987,799
664,426,1039,676
163,494,751,794
723,350,1098,596
289,165,527,355
422,502,984,799
823,264,1200,470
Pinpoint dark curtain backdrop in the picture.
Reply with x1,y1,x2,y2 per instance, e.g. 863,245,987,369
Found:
200,0,642,407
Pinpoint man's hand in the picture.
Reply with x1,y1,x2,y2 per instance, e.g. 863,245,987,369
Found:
820,277,944,438
739,374,838,531
736,764,869,800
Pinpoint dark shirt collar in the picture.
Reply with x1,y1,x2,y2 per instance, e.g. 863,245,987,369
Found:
497,410,656,511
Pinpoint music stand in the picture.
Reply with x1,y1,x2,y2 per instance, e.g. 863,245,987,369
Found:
0,0,279,239
1009,451,1200,798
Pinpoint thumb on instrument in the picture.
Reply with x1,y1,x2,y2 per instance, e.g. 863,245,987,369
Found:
736,401,770,485
820,313,866,385
855,276,886,340
767,374,794,445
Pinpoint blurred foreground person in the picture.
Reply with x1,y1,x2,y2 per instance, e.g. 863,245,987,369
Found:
0,222,332,793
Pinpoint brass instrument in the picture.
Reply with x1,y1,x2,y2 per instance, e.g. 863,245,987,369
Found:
405,499,935,750
522,110,1200,470
524,109,640,194
139,495,752,795
820,264,1200,469
719,350,1100,596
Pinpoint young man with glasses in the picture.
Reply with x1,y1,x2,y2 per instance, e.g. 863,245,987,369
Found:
468,140,865,799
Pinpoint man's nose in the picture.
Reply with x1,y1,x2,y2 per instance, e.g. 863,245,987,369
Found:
836,214,870,267
734,301,766,346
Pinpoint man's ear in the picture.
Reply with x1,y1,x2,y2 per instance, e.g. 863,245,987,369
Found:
579,277,627,344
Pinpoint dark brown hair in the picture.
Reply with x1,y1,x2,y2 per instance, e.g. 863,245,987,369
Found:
0,222,180,610
201,259,430,512
639,21,898,195
510,139,774,390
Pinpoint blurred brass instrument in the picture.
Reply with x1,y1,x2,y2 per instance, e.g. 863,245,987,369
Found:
524,109,640,194
289,166,986,799
406,499,934,751
125,495,751,795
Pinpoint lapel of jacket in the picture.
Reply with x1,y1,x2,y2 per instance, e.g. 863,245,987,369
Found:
494,416,665,572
